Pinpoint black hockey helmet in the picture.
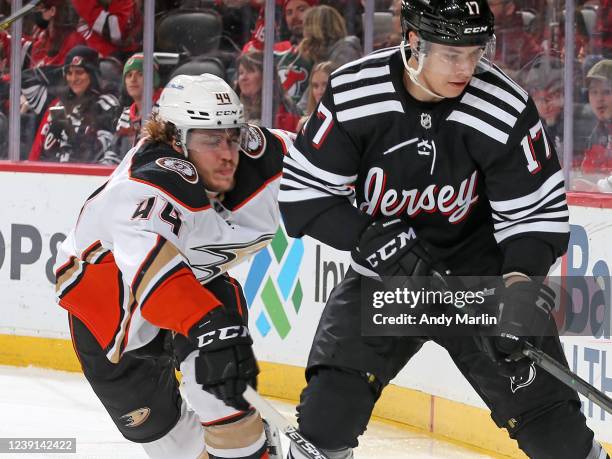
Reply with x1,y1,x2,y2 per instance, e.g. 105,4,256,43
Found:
401,0,494,47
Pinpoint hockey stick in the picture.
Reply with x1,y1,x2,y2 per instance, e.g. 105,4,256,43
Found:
436,274,612,415
243,386,329,459
0,0,42,31
522,341,612,415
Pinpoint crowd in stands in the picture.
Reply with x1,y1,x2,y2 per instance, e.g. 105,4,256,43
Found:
0,0,609,191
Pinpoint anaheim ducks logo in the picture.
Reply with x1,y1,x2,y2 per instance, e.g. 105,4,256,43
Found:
156,157,199,184
120,407,151,427
510,362,537,393
240,125,266,159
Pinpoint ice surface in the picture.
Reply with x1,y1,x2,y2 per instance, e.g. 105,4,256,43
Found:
0,366,493,458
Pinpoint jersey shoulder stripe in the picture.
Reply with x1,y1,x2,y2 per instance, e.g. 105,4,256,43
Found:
446,67,532,145
329,50,403,122
128,142,210,211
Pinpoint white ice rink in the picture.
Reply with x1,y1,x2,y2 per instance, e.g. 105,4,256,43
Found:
0,366,495,458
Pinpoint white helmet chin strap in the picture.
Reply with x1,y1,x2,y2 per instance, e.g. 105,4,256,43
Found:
400,39,446,100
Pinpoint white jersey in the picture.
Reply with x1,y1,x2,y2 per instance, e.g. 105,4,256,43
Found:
55,126,294,362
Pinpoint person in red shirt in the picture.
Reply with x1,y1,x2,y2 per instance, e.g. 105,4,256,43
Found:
487,0,542,76
590,0,612,58
26,0,85,69
71,0,142,58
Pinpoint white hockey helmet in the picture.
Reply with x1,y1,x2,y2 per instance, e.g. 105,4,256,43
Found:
158,73,246,157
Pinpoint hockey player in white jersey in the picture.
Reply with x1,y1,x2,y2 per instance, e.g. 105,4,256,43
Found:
54,74,293,459
279,0,610,458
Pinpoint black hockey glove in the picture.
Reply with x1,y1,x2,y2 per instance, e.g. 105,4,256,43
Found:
478,276,556,376
187,278,258,411
354,218,437,280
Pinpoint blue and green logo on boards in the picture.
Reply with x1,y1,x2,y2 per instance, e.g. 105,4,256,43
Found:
244,226,304,339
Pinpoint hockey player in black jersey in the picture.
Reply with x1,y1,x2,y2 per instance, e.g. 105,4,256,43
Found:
55,74,294,459
279,0,610,458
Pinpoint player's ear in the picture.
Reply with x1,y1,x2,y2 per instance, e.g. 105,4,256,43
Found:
408,31,419,50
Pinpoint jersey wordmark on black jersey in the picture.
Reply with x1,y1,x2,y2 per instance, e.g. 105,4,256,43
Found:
280,47,568,275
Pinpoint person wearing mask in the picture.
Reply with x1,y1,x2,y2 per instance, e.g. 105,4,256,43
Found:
25,0,84,69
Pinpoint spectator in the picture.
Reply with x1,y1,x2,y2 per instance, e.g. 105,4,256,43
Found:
28,45,120,163
296,60,334,130
581,59,612,176
298,5,361,66
103,53,162,164
25,0,84,69
284,0,317,44
590,0,612,58
71,0,142,59
487,0,542,75
522,55,565,155
241,0,294,54
521,53,594,166
236,50,300,130
276,0,318,104
381,0,403,49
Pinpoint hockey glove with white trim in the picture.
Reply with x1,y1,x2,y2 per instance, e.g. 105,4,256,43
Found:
187,278,258,411
354,218,439,282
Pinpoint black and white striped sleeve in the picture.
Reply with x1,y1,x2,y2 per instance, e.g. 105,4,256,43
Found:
278,88,369,249
476,91,569,274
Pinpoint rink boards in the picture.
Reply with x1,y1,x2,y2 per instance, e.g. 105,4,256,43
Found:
0,167,611,458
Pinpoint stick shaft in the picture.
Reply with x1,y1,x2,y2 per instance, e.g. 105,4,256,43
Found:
523,342,612,414
243,386,329,459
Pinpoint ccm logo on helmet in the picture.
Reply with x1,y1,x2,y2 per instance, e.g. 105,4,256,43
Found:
196,325,250,347
216,110,239,116
464,26,488,34
366,229,417,268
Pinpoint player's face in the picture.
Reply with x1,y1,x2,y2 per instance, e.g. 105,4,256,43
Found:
65,66,91,97
238,63,262,99
124,69,144,101
588,79,612,121
420,43,483,98
186,129,240,193
285,0,310,38
311,69,330,104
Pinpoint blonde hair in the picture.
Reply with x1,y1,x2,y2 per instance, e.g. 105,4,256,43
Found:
299,6,347,63
305,60,334,115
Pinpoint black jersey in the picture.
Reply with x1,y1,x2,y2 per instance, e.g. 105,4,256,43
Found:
279,47,569,276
